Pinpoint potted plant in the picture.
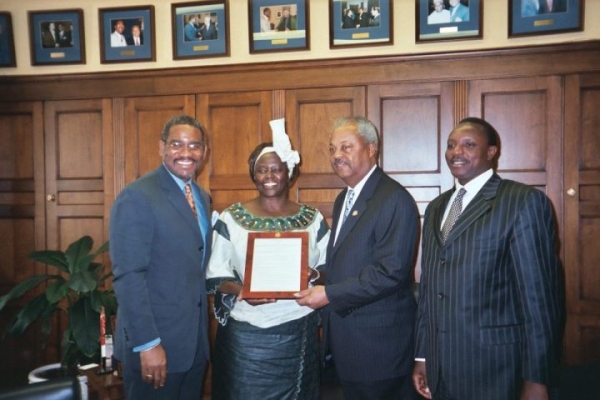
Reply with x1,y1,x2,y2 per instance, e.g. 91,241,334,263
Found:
0,235,117,378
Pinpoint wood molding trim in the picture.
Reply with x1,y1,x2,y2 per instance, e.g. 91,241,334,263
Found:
2,41,600,102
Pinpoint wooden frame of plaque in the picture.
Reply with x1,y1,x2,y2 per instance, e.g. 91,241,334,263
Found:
243,231,309,299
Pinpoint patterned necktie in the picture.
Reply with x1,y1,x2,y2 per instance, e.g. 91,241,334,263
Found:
343,189,355,223
441,188,466,242
184,183,198,220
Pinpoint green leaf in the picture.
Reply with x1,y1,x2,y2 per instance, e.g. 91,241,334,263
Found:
92,241,110,258
90,290,118,316
0,274,57,310
28,251,69,273
45,280,69,304
70,297,100,358
65,236,93,274
68,270,98,293
38,302,59,346
6,294,50,336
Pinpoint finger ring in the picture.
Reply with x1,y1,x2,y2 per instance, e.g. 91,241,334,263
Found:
146,374,153,378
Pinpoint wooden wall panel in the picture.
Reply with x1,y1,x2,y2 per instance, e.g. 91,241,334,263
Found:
1,42,600,381
564,73,600,365
285,86,366,219
368,82,454,280
468,77,563,224
200,91,272,212
122,95,196,188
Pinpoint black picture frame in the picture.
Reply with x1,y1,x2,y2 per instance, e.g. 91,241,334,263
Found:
0,12,16,68
509,0,584,37
248,0,310,54
28,9,85,66
329,0,393,48
99,6,155,64
171,0,229,60
416,0,482,43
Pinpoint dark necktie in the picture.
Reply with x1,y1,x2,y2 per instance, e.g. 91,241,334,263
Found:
441,188,466,242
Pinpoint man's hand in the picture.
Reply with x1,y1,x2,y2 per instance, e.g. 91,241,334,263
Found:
140,344,167,389
294,285,329,309
520,380,549,400
412,361,432,399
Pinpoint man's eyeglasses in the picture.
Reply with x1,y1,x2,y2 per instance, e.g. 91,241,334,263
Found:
164,140,204,152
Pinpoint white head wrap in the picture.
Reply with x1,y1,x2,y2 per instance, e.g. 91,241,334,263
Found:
254,118,300,179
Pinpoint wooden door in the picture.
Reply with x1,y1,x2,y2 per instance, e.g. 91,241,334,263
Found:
0,101,45,385
563,73,600,365
43,99,114,361
368,81,455,280
285,86,366,220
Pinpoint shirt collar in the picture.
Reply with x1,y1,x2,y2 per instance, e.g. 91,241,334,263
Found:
348,164,377,198
456,168,494,194
163,163,193,192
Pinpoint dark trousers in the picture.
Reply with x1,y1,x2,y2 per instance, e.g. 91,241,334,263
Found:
121,330,207,399
340,374,417,400
432,375,455,400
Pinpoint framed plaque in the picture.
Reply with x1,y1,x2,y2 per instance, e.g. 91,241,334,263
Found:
243,231,308,299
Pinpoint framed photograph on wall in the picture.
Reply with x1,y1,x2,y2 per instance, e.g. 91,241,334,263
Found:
99,6,155,64
0,12,16,68
248,0,310,54
416,0,482,43
171,0,229,60
329,0,393,48
28,9,85,66
509,0,584,37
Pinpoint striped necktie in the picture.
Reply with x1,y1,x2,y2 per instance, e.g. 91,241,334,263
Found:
343,189,355,223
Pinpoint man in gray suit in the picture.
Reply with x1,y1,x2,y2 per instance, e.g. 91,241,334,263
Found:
296,116,419,399
110,115,212,399
413,117,564,400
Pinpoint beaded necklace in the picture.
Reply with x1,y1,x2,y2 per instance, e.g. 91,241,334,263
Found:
228,202,317,232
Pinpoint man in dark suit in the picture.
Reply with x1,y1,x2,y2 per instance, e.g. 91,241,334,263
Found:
199,15,217,41
413,117,564,400
295,116,420,399
276,7,297,31
126,24,143,46
110,115,212,399
56,23,72,47
538,0,567,14
355,7,371,28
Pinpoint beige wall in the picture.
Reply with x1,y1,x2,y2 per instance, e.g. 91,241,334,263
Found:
1,0,598,76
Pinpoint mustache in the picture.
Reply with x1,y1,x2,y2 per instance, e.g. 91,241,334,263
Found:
174,157,197,162
448,157,467,163
333,158,348,167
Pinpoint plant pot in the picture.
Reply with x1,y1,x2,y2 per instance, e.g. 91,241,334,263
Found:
28,363,75,383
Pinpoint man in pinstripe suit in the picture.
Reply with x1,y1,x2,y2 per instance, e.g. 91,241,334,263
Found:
413,117,564,400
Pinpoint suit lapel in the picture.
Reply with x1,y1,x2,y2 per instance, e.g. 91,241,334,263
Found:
443,174,501,244
159,166,203,237
331,167,382,254
433,191,453,244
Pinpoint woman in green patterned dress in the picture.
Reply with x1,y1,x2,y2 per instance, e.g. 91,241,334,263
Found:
206,119,330,400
